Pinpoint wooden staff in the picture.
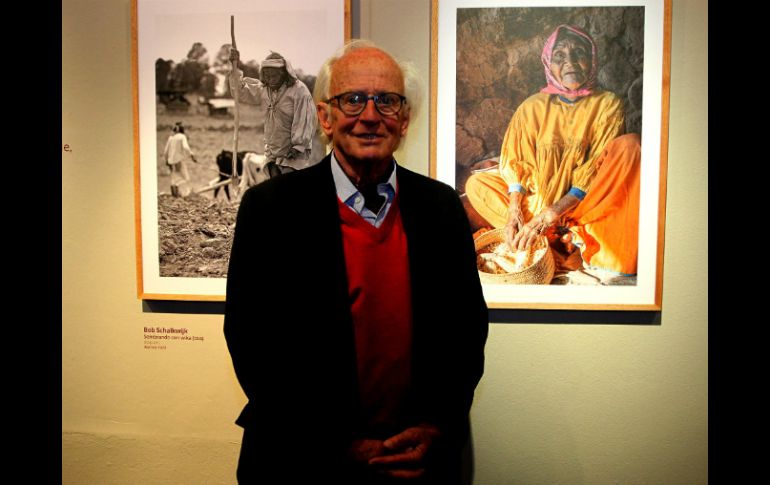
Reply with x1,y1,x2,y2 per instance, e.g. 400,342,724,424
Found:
230,15,240,195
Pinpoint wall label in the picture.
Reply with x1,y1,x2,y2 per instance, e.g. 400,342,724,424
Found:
143,326,204,350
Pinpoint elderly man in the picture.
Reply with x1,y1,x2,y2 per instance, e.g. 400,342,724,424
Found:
224,40,488,484
229,49,317,178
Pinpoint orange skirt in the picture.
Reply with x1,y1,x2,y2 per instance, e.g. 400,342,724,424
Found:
465,134,641,275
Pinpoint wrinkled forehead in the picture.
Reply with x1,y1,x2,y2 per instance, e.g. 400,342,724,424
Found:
331,48,404,94
553,30,592,52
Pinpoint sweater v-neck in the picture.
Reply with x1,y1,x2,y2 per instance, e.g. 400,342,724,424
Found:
337,193,401,243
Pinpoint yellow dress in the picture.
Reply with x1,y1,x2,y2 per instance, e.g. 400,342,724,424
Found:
465,91,641,275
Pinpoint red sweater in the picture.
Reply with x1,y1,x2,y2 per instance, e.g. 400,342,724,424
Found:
338,196,412,433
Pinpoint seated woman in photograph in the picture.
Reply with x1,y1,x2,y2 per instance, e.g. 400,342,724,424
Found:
465,24,641,277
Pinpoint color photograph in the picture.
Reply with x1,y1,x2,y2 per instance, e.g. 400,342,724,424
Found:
432,0,670,309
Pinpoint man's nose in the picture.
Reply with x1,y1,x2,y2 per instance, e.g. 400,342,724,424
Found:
358,98,381,122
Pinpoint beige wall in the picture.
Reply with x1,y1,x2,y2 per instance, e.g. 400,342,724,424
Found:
62,1,707,483
357,0,431,175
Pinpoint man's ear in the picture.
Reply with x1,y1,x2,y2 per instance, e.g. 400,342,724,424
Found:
317,103,334,138
399,110,410,137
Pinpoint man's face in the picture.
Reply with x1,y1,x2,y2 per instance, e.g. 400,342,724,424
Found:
549,33,592,91
317,48,409,175
262,67,286,89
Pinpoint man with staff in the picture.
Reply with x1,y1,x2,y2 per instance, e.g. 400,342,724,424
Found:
228,48,318,179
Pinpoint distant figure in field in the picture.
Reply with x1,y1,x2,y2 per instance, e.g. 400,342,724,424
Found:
162,121,197,197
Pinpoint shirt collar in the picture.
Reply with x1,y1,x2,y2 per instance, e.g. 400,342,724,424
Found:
330,151,398,207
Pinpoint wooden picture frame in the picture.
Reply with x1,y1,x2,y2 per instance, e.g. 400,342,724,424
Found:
133,0,350,300
430,0,671,310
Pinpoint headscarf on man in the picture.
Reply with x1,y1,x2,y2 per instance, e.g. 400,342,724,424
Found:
260,51,299,86
540,24,598,98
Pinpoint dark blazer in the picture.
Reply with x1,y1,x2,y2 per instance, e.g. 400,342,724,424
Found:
224,155,488,483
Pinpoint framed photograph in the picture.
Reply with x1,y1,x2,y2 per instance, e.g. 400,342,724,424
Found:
133,0,350,300
431,0,671,310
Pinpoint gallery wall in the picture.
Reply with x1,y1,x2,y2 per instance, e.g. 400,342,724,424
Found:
62,0,707,483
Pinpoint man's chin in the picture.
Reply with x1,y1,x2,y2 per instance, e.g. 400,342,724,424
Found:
355,153,389,165
347,149,393,166
351,142,387,156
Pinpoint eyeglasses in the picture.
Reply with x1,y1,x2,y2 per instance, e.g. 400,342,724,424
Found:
325,92,407,117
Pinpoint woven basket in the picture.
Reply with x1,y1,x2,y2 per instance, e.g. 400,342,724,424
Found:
474,228,555,285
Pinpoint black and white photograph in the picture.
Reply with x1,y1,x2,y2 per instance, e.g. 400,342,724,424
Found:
432,0,670,309
134,0,348,299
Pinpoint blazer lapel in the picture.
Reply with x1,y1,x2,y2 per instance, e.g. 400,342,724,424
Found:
302,156,360,421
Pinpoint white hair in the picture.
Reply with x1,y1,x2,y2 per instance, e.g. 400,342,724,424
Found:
313,39,423,145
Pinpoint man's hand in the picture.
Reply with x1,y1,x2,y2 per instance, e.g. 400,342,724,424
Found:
348,439,386,464
228,47,242,90
229,47,240,65
367,424,441,480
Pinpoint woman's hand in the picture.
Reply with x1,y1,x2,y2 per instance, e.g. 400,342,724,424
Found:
511,207,558,250
504,192,525,249
510,193,581,250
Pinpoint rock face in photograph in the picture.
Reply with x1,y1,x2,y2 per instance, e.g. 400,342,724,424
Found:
455,7,645,191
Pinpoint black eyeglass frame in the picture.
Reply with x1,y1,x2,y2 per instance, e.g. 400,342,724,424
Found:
325,92,407,117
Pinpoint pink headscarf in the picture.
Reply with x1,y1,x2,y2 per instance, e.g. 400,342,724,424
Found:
540,25,598,98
